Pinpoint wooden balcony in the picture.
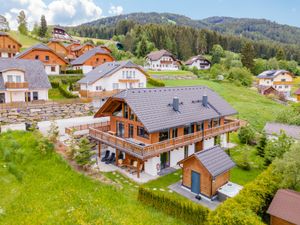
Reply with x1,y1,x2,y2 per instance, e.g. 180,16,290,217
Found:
5,82,28,89
273,81,293,85
89,120,240,160
0,48,19,53
160,60,173,64
119,79,140,83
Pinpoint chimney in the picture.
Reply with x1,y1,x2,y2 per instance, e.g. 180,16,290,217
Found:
173,97,179,111
202,95,208,107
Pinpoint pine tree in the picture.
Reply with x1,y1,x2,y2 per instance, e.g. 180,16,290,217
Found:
74,137,95,169
17,10,28,35
39,15,47,38
241,42,255,69
136,36,148,57
276,48,286,60
257,131,267,157
211,44,224,64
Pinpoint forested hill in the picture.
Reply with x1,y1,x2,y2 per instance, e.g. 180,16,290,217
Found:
76,12,300,46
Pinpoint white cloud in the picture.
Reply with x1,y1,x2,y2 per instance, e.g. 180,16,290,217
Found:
5,0,103,30
109,5,123,16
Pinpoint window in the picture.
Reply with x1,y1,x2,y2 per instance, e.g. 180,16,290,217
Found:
137,126,149,139
112,104,122,117
123,103,128,119
279,86,282,89
128,124,134,138
16,76,21,82
51,66,56,72
184,123,194,135
96,58,99,62
116,121,125,138
129,109,135,120
138,82,144,88
122,71,125,78
32,92,38,100
103,58,106,63
281,78,286,82
96,86,102,91
172,128,178,138
13,45,15,49
213,118,220,127
35,55,39,60
285,85,288,88
7,75,13,82
112,83,119,90
184,146,189,158
196,122,204,132
45,56,49,61
159,130,169,142
8,45,11,48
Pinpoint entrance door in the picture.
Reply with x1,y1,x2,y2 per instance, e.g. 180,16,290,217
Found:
25,92,31,102
116,121,125,138
191,171,200,194
160,151,170,169
0,93,5,103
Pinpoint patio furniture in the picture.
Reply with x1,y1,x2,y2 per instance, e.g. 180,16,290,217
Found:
101,150,110,162
105,153,115,164
131,163,143,175
128,161,138,173
118,158,130,168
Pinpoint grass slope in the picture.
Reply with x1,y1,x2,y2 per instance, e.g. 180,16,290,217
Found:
8,31,39,49
164,79,284,130
0,131,185,225
148,70,194,76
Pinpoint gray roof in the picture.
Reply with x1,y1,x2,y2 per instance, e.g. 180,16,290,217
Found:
194,145,235,177
71,47,110,66
257,70,289,79
112,86,237,133
264,122,300,140
78,60,144,84
0,58,51,90
146,49,175,61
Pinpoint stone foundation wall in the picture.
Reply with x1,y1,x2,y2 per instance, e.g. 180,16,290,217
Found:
0,103,95,124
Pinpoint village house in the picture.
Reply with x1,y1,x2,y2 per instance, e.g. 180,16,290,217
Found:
70,46,114,74
47,40,69,59
264,122,300,142
0,32,22,58
185,55,211,70
15,43,68,75
257,70,294,98
72,43,95,57
0,58,51,103
89,86,240,178
145,49,181,71
267,189,300,225
77,60,147,98
178,145,236,199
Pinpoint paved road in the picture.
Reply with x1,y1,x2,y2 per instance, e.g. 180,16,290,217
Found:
1,116,108,136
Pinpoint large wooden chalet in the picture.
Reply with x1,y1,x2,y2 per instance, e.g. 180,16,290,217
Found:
90,86,240,178
0,32,22,58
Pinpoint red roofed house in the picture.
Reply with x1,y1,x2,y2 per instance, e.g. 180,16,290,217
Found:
267,189,300,225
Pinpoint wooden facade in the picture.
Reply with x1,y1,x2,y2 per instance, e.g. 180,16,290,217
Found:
47,41,68,58
180,155,230,198
73,44,94,57
78,53,114,67
0,33,22,57
270,216,295,225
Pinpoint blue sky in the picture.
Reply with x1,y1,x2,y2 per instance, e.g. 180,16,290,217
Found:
1,0,300,29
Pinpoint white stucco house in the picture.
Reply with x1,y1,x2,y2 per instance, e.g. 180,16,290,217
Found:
185,55,211,70
77,60,148,98
0,58,51,103
144,49,181,71
257,70,294,98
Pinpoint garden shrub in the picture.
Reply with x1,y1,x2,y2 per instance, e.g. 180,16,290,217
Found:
138,187,209,225
66,69,83,74
50,81,60,88
226,67,253,87
147,77,165,87
238,125,255,144
236,151,251,170
58,85,78,98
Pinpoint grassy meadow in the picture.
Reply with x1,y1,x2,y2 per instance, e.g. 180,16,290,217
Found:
0,131,185,225
8,31,40,49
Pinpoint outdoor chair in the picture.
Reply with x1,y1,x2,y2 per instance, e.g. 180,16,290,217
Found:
101,150,110,162
131,163,143,175
105,153,115,164
128,161,138,173
118,158,130,168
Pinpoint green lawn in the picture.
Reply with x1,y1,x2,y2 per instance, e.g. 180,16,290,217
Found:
148,70,195,76
48,88,65,100
0,131,185,225
164,79,284,130
8,31,40,49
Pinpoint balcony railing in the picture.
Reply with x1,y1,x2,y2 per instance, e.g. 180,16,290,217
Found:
5,82,28,89
118,78,140,83
89,120,240,160
273,81,293,85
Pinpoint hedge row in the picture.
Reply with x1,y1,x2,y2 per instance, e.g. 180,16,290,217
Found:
58,85,78,98
65,69,83,74
50,81,60,88
208,166,281,225
147,77,165,87
138,187,209,225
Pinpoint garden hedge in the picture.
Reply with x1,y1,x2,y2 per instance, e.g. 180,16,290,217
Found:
147,77,165,87
138,187,209,225
58,85,78,98
66,69,83,74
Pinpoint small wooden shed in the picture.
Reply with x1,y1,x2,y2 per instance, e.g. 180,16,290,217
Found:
178,145,235,198
267,189,300,225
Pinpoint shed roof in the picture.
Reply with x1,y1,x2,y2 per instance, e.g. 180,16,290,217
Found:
264,122,300,140
78,60,145,84
146,49,176,61
96,86,237,133
70,46,111,66
257,70,290,79
267,189,300,224
0,58,51,90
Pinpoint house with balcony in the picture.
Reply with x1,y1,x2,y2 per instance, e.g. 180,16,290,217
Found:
0,58,51,103
77,60,147,98
15,43,68,75
89,86,240,178
70,46,114,74
257,70,294,98
185,55,211,70
47,40,69,59
0,32,22,58
145,49,181,71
